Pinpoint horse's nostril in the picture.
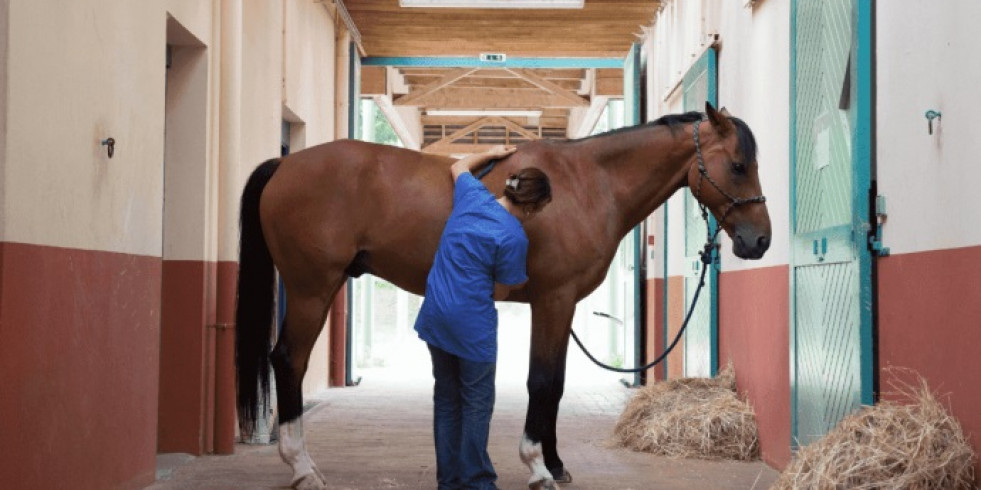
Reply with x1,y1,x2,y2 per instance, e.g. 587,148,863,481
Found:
758,235,770,250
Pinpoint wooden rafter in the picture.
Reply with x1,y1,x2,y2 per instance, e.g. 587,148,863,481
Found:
411,87,589,109
571,95,610,139
505,68,588,107
496,117,541,141
394,68,477,106
422,116,541,154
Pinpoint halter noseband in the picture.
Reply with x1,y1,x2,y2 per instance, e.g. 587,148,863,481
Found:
692,117,767,262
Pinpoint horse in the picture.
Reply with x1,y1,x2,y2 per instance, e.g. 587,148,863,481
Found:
235,102,771,489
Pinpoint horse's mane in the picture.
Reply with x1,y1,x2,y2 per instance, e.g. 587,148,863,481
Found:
570,111,758,164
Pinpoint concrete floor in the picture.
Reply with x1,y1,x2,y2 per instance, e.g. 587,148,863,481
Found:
147,365,779,490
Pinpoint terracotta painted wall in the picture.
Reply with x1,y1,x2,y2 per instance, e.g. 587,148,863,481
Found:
644,278,666,382
0,243,161,489
158,260,217,454
665,275,685,379
718,265,791,469
878,246,981,474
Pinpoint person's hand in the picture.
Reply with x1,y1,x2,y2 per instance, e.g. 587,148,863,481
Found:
451,145,517,180
484,145,517,159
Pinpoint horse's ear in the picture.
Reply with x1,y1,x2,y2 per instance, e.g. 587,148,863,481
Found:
705,101,735,136
719,106,733,117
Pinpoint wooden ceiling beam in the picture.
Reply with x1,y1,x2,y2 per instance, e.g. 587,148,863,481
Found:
403,87,592,109
406,77,581,91
427,117,498,148
422,142,503,156
496,117,542,141
394,67,477,106
422,116,542,154
505,68,588,107
346,3,657,17
423,116,568,128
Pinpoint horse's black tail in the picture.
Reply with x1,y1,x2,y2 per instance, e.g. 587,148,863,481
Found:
235,158,281,436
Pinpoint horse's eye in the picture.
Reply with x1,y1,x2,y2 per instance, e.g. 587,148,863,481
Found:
732,161,747,174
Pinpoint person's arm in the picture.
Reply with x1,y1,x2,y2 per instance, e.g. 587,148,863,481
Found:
450,145,517,181
493,281,526,301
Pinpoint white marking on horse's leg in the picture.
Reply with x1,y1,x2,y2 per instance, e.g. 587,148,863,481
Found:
520,433,558,489
279,418,325,489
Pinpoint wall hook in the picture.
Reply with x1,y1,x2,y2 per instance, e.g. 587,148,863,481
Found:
101,137,115,158
925,110,941,135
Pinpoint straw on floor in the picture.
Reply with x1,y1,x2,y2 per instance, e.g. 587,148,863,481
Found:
773,375,977,490
612,364,759,461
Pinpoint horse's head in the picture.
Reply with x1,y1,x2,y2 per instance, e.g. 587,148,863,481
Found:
686,102,771,259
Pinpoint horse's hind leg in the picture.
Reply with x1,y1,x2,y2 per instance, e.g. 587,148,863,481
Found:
521,292,575,490
270,277,344,490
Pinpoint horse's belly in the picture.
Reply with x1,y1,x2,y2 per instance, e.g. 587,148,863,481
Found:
360,251,433,297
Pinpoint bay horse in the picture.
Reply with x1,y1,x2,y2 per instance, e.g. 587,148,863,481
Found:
235,103,771,489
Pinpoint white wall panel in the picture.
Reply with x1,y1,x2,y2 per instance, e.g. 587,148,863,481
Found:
876,2,981,254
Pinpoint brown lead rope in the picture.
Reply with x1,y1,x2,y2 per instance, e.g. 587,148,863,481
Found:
570,250,711,374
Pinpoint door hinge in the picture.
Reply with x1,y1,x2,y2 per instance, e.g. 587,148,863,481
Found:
868,195,890,256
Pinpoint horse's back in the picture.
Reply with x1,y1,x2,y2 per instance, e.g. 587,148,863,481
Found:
259,140,457,295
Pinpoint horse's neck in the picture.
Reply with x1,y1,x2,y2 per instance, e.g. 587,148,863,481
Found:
576,125,694,231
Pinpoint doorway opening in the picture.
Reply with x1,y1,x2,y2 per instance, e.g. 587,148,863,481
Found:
158,15,210,455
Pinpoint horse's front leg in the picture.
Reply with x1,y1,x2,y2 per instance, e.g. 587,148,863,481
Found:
521,293,575,490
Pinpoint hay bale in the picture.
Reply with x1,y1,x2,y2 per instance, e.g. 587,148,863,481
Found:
613,364,759,461
773,377,977,489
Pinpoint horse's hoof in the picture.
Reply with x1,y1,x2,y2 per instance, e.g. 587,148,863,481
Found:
552,469,572,484
528,478,559,490
293,472,326,490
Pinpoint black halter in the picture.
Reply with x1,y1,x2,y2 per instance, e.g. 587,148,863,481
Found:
692,117,767,263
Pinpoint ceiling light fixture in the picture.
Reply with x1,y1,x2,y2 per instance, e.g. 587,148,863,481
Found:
426,110,543,117
400,0,583,9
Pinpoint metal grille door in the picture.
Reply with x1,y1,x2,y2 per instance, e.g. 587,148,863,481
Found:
681,48,718,378
791,0,873,446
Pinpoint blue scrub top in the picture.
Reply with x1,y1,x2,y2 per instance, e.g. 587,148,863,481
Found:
414,172,529,363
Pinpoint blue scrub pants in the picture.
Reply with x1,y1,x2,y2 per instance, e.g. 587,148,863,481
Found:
427,344,498,490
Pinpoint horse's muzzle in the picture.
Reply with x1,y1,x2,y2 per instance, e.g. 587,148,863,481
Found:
733,228,770,260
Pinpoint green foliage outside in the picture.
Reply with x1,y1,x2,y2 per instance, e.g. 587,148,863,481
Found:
361,99,402,147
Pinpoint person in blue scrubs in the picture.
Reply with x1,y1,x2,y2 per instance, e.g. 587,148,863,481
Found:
415,145,553,490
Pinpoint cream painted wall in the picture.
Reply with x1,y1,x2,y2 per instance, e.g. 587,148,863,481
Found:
2,0,167,255
163,5,219,263
283,0,336,147
240,0,283,207
876,2,981,254
0,0,8,236
163,41,212,262
166,0,215,46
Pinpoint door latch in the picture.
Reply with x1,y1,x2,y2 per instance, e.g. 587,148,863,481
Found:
869,195,890,256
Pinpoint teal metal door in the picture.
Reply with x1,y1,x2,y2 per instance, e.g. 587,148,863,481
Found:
681,48,718,378
623,43,642,383
790,0,874,446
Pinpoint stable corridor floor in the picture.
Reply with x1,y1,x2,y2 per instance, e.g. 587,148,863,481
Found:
148,368,779,490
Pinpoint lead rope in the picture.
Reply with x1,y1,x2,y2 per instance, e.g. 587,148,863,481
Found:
570,117,765,374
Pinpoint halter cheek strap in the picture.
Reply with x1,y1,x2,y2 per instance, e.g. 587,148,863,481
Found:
692,118,767,260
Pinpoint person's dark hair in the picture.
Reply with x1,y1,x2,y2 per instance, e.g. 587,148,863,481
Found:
504,167,552,215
